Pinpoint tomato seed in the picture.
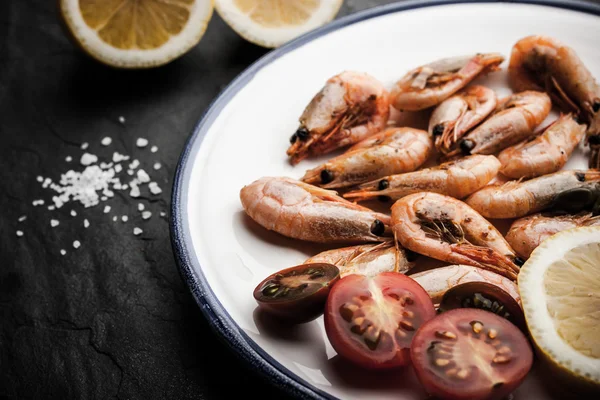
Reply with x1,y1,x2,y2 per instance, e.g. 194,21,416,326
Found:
402,310,414,318
388,293,400,301
445,368,458,377
399,321,414,331
456,369,470,379
435,359,450,367
354,317,365,326
496,345,511,354
493,355,511,364
488,329,498,339
339,304,354,322
435,330,457,340
470,320,484,333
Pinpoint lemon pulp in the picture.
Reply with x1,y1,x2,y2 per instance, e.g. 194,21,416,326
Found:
544,242,600,359
80,0,194,50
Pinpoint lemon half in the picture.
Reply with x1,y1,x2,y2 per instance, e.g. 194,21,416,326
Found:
215,0,342,48
59,0,214,68
519,226,600,389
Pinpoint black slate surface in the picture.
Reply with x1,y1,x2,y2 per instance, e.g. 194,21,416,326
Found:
2,1,599,399
0,1,399,398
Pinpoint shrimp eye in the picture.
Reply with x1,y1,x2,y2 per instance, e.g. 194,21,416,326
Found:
593,101,600,113
290,133,298,143
378,179,389,190
589,135,600,146
432,124,444,136
459,139,475,154
513,257,525,267
575,172,586,182
370,219,385,236
320,169,334,184
296,127,309,141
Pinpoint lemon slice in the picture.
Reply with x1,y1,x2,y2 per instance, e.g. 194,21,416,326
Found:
215,0,342,48
59,0,214,68
518,226,600,389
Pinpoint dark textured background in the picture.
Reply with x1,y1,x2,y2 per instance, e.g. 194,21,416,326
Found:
1,1,599,399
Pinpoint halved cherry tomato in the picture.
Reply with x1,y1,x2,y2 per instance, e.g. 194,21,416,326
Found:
253,263,340,323
411,309,533,400
324,272,435,369
439,282,527,332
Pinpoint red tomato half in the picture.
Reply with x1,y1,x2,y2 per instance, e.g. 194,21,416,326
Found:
411,309,533,400
324,272,435,369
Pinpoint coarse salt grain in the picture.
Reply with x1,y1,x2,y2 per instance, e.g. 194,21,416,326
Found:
48,205,55,211
81,153,98,166
71,210,77,217
50,219,59,227
129,159,140,169
118,116,125,124
160,211,166,217
122,215,128,222
133,227,143,236
112,216,117,222
138,203,145,211
60,249,66,256
153,163,161,170
127,170,134,176
16,230,23,237
33,199,44,206
18,215,27,222
137,169,150,183
65,156,72,162
142,211,152,220
101,137,112,146
136,138,148,148
37,176,43,182
114,164,122,173
73,240,81,249
129,184,140,198
104,205,111,213
148,182,162,195
84,219,89,228
150,146,158,153
112,152,130,163
81,142,89,150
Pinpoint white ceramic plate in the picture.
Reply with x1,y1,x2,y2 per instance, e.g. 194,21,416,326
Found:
171,1,600,398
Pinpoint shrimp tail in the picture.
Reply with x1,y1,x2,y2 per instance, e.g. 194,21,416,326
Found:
451,244,519,281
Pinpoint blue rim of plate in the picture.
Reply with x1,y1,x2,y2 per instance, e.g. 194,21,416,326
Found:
171,0,600,398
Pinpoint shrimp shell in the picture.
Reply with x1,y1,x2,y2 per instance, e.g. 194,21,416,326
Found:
390,53,504,111
287,71,390,164
344,155,500,202
305,241,415,277
240,177,391,243
506,212,600,259
391,192,519,280
508,35,600,168
498,113,587,179
429,86,497,154
466,170,600,219
455,91,551,156
410,265,521,306
301,127,432,189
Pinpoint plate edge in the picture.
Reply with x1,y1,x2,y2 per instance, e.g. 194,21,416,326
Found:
170,0,600,399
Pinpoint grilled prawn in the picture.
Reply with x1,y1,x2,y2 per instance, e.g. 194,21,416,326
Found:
240,177,391,243
391,192,520,280
301,127,432,189
287,71,389,164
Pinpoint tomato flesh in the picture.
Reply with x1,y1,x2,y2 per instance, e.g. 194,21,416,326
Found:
324,272,435,369
411,309,533,400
